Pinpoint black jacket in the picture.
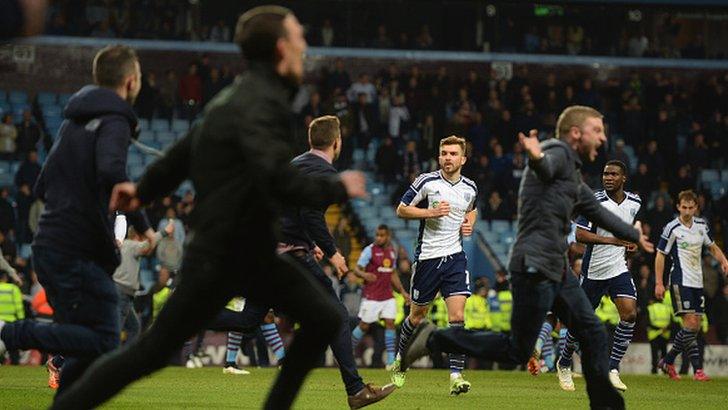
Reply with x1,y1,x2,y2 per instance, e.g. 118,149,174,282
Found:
279,151,338,257
135,63,347,257
508,139,640,281
34,86,142,273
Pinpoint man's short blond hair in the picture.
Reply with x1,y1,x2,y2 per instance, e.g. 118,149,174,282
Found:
555,105,603,139
308,115,340,149
678,189,698,205
439,135,466,154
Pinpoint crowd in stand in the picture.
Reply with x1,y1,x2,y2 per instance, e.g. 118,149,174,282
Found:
44,1,727,59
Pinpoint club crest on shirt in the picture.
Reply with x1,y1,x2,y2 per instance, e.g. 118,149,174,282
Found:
630,208,637,217
464,193,472,203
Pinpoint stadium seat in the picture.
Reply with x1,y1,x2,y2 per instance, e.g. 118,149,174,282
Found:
491,219,511,234
37,92,57,105
138,118,150,130
9,161,20,175
151,119,169,132
138,130,155,144
0,161,11,175
155,131,176,146
43,105,63,120
722,170,728,183
701,169,720,184
0,90,6,102
8,91,28,105
171,119,189,133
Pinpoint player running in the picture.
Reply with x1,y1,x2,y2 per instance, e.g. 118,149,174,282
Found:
556,160,641,392
351,225,410,369
390,135,477,396
655,190,728,381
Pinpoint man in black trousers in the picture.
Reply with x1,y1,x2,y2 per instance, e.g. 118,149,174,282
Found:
48,6,379,410
402,106,654,410
278,115,394,406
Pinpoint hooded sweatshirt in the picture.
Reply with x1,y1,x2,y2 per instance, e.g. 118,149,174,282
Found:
33,85,140,273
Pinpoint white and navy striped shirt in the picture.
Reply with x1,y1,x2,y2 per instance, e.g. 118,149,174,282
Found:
658,217,713,288
400,170,477,260
577,190,641,280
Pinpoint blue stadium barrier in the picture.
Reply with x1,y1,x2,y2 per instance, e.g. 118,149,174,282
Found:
151,119,169,132
8,91,28,105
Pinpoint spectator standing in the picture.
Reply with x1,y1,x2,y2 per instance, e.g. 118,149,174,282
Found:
0,114,17,160
178,63,202,121
15,110,42,158
14,150,41,190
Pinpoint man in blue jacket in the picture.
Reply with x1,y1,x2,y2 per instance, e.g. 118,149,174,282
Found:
0,44,150,395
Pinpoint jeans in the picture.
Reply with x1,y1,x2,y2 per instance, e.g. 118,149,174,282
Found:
116,285,140,343
428,271,623,409
0,246,120,394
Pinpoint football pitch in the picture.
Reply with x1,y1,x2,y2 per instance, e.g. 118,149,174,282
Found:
1,366,727,409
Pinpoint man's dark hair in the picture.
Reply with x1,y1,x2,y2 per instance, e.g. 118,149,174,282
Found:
377,224,390,233
308,115,340,149
93,45,138,88
234,5,292,62
605,160,627,175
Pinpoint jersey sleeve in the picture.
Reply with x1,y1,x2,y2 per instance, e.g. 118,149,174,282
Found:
468,186,478,212
703,224,715,247
400,182,427,206
574,214,592,231
657,224,677,254
567,222,577,245
357,245,373,268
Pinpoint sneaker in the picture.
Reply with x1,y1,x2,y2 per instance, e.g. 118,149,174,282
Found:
384,363,395,372
185,354,203,369
347,383,396,409
609,369,627,391
47,357,61,389
527,355,541,376
693,369,710,382
449,374,471,396
657,358,680,381
389,357,406,388
222,364,250,375
556,361,575,391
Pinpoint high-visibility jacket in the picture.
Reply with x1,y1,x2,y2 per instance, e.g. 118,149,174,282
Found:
595,296,619,326
662,290,682,325
0,282,24,322
489,290,512,333
153,287,171,320
647,302,671,341
393,292,406,326
464,294,491,330
701,314,709,334
429,297,448,328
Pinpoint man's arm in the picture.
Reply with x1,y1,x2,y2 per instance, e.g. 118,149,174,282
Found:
576,227,629,246
707,243,728,275
95,117,132,188
390,271,409,300
654,252,666,300
461,209,477,236
575,183,649,249
519,130,568,183
353,265,377,283
396,178,449,220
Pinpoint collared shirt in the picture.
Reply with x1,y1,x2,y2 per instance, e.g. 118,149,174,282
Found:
658,217,713,288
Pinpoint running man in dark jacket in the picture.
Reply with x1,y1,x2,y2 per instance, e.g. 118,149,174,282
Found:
0,45,151,395
48,6,376,410
401,106,654,410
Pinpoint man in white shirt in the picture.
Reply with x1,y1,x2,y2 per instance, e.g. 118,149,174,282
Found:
390,136,477,396
655,189,728,381
556,161,642,392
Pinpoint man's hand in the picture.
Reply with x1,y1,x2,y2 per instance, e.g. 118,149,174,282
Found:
339,171,367,199
312,246,324,262
720,259,728,275
110,182,140,212
654,283,665,301
637,233,654,253
10,269,23,287
429,201,450,218
518,129,542,161
461,217,473,236
403,292,412,306
330,252,349,279
362,272,377,283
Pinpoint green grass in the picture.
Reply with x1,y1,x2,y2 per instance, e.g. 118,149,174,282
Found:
1,366,727,409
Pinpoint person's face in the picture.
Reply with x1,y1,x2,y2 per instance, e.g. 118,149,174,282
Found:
574,116,607,162
125,60,142,105
278,14,307,84
28,151,38,163
438,143,465,174
332,133,342,161
602,164,625,193
677,199,697,220
374,228,389,246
